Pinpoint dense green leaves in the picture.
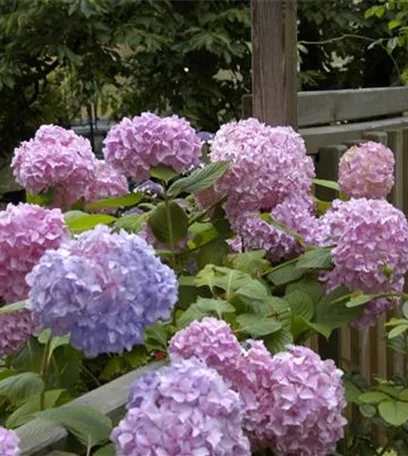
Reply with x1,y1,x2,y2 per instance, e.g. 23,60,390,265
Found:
147,201,188,244
236,314,282,337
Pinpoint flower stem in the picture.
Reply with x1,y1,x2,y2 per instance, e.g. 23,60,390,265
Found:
163,190,177,270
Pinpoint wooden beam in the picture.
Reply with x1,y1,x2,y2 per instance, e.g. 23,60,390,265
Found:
251,0,297,127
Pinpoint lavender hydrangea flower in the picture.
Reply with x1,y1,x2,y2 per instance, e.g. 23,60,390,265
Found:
111,358,251,456
206,118,315,223
0,426,20,456
235,195,324,262
322,198,408,328
0,310,35,357
168,317,243,382
338,141,395,198
103,113,201,182
84,160,129,211
26,225,178,357
0,203,68,303
135,180,163,197
12,125,96,210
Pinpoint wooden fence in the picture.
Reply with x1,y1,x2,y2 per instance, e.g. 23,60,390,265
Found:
244,86,408,381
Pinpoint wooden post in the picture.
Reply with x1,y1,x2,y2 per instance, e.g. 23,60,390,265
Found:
251,0,298,127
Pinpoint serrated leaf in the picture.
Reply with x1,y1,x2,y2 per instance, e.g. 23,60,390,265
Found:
267,262,304,286
359,391,390,404
388,324,408,339
0,300,26,315
36,406,112,448
286,278,323,303
177,305,206,329
264,328,293,354
147,201,188,244
312,178,340,192
167,161,229,197
237,314,282,337
85,193,142,211
0,372,44,405
65,214,117,232
345,294,373,308
197,239,229,269
114,213,148,233
296,248,332,270
228,250,267,275
379,400,408,426
144,322,168,352
285,290,314,321
6,389,65,428
235,279,269,301
150,165,178,183
196,298,235,316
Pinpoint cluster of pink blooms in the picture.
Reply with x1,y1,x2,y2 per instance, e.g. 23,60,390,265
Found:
0,204,68,356
322,198,408,328
12,125,96,210
103,112,201,182
0,426,20,456
83,159,129,211
168,317,347,455
338,141,394,199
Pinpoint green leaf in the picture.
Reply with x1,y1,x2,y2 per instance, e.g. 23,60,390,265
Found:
167,161,229,197
65,214,117,232
296,247,332,270
264,328,293,354
286,278,323,304
344,379,362,404
388,325,408,339
260,213,305,245
237,314,282,337
85,193,143,211
0,372,44,405
36,406,112,448
0,300,26,315
359,391,390,404
6,389,65,428
314,197,331,215
150,165,178,183
359,403,377,418
403,301,408,319
389,19,402,30
312,178,340,192
114,213,148,233
196,298,235,316
147,201,188,244
94,443,116,456
197,239,229,269
345,294,373,308
63,210,88,222
26,188,54,206
267,262,304,286
144,322,168,352
378,400,408,426
229,250,267,275
285,290,314,321
235,279,269,301
177,305,206,329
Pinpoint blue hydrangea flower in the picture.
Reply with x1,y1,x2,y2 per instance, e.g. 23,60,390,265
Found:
26,225,178,357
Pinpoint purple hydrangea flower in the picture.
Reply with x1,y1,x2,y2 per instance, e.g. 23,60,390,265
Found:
206,118,315,223
0,310,34,357
84,160,129,212
338,141,395,199
103,113,201,182
26,225,178,357
322,198,408,328
135,180,163,197
111,358,251,456
168,317,243,382
12,125,96,210
197,131,215,143
0,426,20,456
0,203,69,303
235,194,324,262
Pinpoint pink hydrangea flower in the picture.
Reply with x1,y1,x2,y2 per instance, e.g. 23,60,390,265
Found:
0,203,68,303
84,160,129,212
235,195,325,262
207,118,315,223
111,358,251,456
0,426,20,456
103,113,201,182
0,310,34,357
12,125,96,210
338,141,394,198
168,317,243,382
322,198,408,328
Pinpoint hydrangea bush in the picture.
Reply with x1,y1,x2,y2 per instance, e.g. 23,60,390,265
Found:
0,115,407,455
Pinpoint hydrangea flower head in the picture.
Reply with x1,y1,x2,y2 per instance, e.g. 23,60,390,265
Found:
26,225,178,357
12,125,96,210
338,141,394,198
103,113,201,182
168,317,243,381
209,118,315,222
0,426,20,456
0,310,34,357
111,358,251,456
0,203,68,303
84,160,128,211
236,194,324,262
322,198,408,327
